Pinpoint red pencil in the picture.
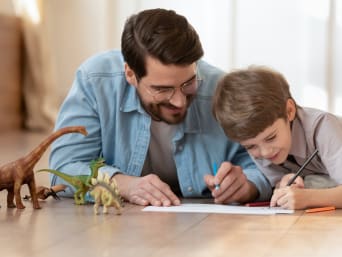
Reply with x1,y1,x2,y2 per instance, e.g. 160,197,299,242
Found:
245,201,270,207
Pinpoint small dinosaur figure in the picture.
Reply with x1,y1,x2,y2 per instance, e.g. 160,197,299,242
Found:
37,158,105,205
0,126,87,209
90,172,123,215
35,184,67,200
23,184,68,201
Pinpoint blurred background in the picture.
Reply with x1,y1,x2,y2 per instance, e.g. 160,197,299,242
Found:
1,0,341,132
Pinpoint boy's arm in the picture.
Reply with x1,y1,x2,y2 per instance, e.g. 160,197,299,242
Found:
271,185,342,210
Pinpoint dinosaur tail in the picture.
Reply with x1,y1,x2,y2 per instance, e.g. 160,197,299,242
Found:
23,126,88,170
37,169,77,185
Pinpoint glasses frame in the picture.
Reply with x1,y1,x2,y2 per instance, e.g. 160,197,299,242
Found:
137,74,202,102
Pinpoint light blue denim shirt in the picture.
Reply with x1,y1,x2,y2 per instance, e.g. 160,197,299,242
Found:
50,50,272,201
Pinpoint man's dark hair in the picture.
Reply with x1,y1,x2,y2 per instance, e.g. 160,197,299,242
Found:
121,8,204,78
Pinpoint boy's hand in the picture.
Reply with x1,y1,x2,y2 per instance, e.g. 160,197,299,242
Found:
277,173,304,188
270,187,309,210
204,162,258,204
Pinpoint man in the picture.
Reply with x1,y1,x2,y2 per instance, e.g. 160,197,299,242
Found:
50,8,272,206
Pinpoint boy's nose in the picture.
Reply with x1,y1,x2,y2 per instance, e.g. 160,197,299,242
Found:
259,146,274,158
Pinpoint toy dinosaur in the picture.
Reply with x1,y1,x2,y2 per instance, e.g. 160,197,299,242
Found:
35,184,68,200
37,157,105,205
23,184,68,201
0,126,87,209
90,172,123,215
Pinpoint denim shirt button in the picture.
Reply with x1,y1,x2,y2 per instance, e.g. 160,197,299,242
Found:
178,145,183,151
187,186,193,192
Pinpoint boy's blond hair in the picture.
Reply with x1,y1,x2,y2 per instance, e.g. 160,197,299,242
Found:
212,66,296,141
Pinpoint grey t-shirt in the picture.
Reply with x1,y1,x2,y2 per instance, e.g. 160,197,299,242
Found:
142,120,181,195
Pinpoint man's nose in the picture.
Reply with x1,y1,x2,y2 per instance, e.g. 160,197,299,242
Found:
169,88,186,108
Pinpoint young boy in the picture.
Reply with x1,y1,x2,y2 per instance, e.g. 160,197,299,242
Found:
212,66,342,210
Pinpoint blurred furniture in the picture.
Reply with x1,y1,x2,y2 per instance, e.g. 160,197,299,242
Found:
0,13,22,132
0,14,51,194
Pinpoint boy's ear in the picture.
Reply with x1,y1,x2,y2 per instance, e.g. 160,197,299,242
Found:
286,99,296,121
124,63,138,88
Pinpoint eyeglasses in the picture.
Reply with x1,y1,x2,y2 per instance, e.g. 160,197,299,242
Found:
138,75,201,102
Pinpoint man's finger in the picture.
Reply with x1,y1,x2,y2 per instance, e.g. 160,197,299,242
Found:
144,174,179,206
130,195,149,206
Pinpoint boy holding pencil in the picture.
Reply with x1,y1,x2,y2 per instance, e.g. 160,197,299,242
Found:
212,66,342,210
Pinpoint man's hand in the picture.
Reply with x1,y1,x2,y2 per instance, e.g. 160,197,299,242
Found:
113,173,180,206
204,162,258,204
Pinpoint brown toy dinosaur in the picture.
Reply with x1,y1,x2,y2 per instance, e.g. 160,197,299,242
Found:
0,126,87,209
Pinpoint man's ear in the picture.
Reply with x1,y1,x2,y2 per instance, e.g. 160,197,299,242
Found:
124,63,138,88
286,98,296,121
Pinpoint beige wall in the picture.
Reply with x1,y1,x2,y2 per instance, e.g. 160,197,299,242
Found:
43,0,112,105
2,1,341,131
0,0,14,15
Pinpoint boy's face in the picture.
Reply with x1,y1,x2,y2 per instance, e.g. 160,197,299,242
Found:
240,118,292,164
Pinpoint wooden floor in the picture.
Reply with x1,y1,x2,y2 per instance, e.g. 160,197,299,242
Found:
1,131,341,257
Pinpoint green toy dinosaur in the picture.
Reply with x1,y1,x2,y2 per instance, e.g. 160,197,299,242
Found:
37,157,105,205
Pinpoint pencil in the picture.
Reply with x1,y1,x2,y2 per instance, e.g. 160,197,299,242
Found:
245,201,270,207
213,162,220,190
286,149,319,186
305,206,335,213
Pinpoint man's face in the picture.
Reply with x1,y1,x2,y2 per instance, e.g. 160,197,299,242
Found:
126,56,198,124
240,118,293,165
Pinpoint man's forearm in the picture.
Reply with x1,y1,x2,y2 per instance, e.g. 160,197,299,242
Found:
112,173,135,201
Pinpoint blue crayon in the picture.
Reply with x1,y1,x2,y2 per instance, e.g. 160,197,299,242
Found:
213,163,220,190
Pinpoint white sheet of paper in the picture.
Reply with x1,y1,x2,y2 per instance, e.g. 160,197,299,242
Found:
143,203,294,215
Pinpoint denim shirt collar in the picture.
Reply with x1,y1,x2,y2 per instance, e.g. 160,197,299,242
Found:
120,83,146,114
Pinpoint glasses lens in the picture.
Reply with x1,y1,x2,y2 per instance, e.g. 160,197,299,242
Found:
143,77,200,102
182,79,199,94
154,89,174,102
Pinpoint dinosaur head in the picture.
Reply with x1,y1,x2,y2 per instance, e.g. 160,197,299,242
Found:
90,157,106,169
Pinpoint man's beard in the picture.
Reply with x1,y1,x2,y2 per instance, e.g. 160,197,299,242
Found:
143,95,195,124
